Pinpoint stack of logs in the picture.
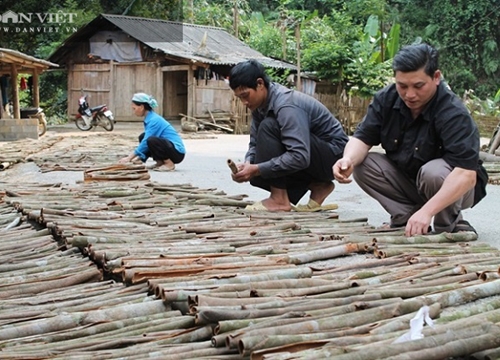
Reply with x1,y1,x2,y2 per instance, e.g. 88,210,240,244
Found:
1,180,500,359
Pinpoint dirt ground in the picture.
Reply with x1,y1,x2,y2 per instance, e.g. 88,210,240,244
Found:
2,121,499,249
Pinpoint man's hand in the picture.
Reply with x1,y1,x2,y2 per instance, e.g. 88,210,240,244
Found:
405,210,433,236
232,162,260,183
119,154,138,164
118,156,131,164
333,158,354,184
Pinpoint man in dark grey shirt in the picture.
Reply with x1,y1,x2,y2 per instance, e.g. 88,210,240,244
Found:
229,60,348,211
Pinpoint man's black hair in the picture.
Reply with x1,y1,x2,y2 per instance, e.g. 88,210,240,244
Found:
229,59,271,90
392,43,439,77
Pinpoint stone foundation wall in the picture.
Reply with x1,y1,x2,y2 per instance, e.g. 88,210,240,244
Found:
0,118,39,141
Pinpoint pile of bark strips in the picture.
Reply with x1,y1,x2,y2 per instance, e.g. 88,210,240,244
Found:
180,111,235,134
1,179,500,359
0,132,137,173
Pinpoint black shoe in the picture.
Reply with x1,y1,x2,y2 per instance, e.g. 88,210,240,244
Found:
451,220,477,234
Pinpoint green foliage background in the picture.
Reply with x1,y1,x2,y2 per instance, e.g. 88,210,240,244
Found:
0,0,498,121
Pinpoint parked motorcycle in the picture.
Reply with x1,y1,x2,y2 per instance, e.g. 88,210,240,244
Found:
7,102,47,137
20,107,48,137
75,95,114,131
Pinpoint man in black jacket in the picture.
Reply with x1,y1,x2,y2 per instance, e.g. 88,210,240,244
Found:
229,60,349,212
333,43,488,236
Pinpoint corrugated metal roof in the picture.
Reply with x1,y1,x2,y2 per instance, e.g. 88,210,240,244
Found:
49,14,295,70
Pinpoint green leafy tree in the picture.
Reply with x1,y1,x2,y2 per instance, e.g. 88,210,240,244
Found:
300,15,351,82
396,0,500,98
186,0,249,29
241,12,284,60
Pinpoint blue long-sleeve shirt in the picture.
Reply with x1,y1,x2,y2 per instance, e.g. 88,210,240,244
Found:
134,111,185,161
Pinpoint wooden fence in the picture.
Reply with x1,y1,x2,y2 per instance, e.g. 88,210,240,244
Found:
231,91,371,136
315,91,372,135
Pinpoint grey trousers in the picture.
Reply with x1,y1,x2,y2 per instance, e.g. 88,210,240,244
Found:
250,117,342,204
353,153,475,233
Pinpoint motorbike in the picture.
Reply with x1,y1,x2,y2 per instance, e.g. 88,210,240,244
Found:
7,103,47,137
21,107,48,137
487,121,500,155
75,95,114,131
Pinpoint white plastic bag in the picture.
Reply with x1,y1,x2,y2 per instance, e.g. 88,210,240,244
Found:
393,305,434,344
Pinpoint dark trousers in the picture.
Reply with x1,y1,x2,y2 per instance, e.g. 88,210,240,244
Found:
353,153,474,233
138,133,185,164
250,117,342,204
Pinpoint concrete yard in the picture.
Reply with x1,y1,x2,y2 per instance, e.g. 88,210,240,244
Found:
6,121,499,249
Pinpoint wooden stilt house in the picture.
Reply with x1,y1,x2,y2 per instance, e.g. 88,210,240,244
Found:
48,14,295,132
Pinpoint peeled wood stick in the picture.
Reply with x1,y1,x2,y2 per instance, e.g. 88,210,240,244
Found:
472,347,500,360
0,300,170,340
196,297,393,324
193,198,252,207
153,324,214,345
363,282,471,300
8,316,195,354
213,294,384,336
332,322,500,360
0,227,50,242
227,159,238,174
418,273,485,288
0,267,103,300
409,252,499,264
287,242,362,265
154,267,313,299
479,270,500,281
438,308,500,333
213,314,309,347
0,234,54,252
386,231,478,243
225,298,427,349
190,295,299,309
124,263,297,285
316,253,417,275
369,302,442,335
206,277,334,294
0,261,96,288
144,346,239,360
245,331,407,359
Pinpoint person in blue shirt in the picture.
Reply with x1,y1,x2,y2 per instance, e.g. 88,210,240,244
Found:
119,93,185,171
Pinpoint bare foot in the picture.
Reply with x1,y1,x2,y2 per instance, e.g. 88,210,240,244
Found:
261,198,292,212
162,159,175,171
308,181,335,205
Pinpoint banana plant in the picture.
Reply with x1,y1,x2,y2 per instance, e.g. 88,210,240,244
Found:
361,14,400,63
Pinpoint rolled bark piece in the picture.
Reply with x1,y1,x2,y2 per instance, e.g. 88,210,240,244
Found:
0,299,170,341
471,347,500,360
0,267,103,300
0,162,12,170
287,243,361,265
227,159,238,174
224,298,426,349
370,302,442,335
337,323,500,360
